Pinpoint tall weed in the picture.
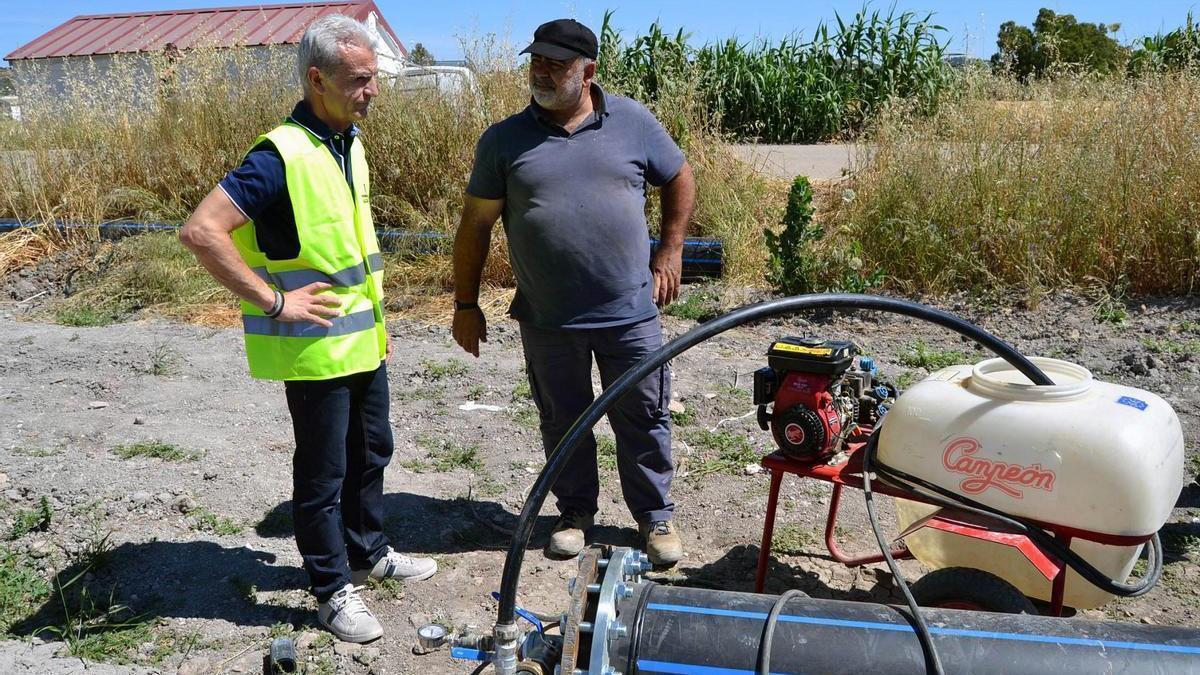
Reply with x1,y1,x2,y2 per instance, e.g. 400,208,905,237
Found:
832,71,1200,295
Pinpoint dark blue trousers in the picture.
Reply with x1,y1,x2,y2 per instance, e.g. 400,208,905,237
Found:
519,315,675,524
284,363,392,602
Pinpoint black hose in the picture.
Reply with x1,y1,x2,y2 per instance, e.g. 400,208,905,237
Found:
496,294,1052,626
863,431,946,675
756,588,807,675
867,438,1164,597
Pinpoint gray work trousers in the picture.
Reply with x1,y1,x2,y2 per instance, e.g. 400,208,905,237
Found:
519,315,675,524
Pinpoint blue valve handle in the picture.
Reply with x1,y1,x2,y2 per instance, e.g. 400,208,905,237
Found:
450,646,492,662
448,592,542,664
490,591,544,634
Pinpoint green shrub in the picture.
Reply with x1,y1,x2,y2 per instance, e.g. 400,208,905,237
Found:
420,357,469,380
190,508,244,536
596,435,617,470
664,283,722,321
431,441,484,472
8,497,53,541
684,429,759,477
112,441,197,462
55,307,117,327
765,176,821,295
405,437,484,473
0,547,50,632
897,340,967,371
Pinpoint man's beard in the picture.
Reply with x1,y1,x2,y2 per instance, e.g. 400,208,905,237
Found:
530,68,584,110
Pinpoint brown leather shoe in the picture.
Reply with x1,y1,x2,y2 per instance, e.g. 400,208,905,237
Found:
547,511,594,557
640,519,683,566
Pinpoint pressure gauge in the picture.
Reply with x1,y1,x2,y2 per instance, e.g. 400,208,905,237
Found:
416,623,450,652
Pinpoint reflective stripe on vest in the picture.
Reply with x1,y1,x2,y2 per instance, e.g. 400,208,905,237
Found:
243,308,376,338
231,121,386,381
248,252,384,292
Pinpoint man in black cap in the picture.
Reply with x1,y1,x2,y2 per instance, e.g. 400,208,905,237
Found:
451,18,696,565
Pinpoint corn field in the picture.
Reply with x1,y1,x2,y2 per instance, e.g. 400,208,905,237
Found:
598,8,951,143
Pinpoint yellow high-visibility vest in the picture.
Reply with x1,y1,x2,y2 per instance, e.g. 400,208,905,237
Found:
230,121,385,381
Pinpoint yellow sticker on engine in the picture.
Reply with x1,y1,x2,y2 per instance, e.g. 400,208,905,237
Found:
772,343,832,356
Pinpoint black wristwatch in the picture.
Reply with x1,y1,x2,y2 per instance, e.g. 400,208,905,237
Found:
454,300,480,311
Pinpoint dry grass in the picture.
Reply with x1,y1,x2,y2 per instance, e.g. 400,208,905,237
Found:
11,39,1195,313
830,71,1200,295
0,227,70,279
50,232,231,324
0,39,785,324
178,305,241,329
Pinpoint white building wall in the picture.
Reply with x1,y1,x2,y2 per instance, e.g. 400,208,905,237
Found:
363,11,407,75
10,46,303,115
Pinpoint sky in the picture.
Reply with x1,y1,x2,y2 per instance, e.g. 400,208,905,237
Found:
3,1,1199,65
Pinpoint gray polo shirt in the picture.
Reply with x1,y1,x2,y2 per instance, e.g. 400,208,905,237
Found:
466,83,685,329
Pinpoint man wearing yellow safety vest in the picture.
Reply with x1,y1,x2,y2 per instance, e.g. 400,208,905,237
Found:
180,15,436,644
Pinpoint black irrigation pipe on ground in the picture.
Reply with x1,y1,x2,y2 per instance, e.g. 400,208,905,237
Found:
0,219,724,280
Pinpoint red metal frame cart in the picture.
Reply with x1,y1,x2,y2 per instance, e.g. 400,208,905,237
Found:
754,437,1155,616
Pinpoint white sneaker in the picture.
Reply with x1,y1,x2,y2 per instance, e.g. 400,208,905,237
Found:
351,547,438,586
317,583,383,643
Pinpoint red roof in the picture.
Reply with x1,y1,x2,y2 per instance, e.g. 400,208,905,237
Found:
6,1,406,61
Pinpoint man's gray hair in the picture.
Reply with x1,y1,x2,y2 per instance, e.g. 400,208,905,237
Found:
298,14,381,91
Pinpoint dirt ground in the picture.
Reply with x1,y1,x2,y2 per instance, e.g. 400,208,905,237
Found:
2,284,1200,674
726,143,869,180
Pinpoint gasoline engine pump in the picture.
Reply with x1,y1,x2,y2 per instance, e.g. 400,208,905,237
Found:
416,295,1198,675
753,337,895,460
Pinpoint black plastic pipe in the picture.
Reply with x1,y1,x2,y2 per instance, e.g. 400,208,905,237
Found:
0,219,458,254
0,219,723,279
612,585,1200,674
496,294,1052,627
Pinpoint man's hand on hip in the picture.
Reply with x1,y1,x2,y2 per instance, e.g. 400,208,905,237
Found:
651,246,683,307
278,282,344,328
453,307,487,357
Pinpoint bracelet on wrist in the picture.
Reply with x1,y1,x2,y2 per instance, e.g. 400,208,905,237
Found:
265,290,285,318
454,300,479,312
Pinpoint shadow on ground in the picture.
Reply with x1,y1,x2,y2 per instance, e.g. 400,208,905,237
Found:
638,544,902,605
11,540,301,636
1175,481,1200,509
1161,521,1200,565
13,492,558,638
256,491,558,554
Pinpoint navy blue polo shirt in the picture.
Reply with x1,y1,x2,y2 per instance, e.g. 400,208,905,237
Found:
219,101,358,260
466,83,685,329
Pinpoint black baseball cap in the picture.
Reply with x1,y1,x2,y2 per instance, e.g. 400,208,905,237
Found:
520,19,598,61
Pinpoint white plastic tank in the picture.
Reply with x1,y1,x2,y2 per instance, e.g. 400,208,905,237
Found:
878,357,1184,609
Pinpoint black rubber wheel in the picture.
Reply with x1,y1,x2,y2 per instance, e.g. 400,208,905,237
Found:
910,567,1038,615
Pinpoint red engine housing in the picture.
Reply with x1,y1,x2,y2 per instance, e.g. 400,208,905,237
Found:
771,371,844,461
